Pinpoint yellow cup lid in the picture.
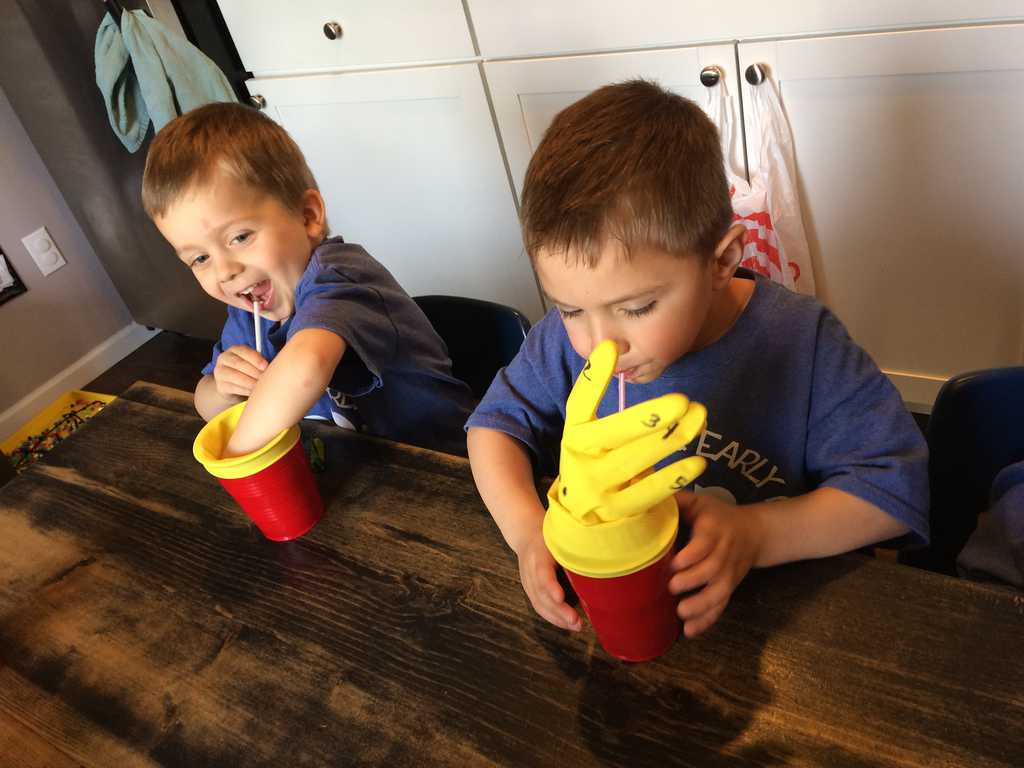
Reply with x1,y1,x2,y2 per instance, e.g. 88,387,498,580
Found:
192,401,300,479
543,484,678,578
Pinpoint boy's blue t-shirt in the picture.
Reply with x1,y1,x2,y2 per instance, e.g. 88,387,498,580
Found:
203,238,475,456
466,272,929,545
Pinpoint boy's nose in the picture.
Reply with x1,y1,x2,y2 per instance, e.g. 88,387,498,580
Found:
214,256,241,284
587,320,629,359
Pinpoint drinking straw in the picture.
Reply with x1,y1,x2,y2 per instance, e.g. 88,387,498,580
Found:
618,373,625,413
253,299,262,356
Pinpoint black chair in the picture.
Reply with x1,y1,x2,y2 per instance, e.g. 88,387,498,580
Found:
413,295,531,399
900,366,1024,575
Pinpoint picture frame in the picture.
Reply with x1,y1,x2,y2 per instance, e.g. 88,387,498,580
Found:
0,248,27,307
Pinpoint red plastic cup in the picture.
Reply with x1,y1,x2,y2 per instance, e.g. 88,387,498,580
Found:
194,402,323,541
565,544,679,662
544,490,681,662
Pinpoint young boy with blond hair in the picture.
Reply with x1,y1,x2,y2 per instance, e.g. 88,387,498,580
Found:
143,102,475,457
466,80,928,638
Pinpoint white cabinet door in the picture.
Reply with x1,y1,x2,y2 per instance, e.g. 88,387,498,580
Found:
469,0,1023,58
219,0,474,76
739,26,1024,408
248,65,543,320
485,45,741,201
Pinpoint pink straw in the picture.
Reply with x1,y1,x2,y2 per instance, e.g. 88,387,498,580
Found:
618,373,625,413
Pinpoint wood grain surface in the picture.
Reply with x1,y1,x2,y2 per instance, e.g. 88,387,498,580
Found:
0,382,1021,767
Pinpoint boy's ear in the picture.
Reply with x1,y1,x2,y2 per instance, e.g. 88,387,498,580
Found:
300,189,328,242
710,223,746,290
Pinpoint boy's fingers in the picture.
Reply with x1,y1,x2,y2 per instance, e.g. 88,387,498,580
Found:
565,393,690,455
669,552,719,594
217,368,259,393
560,605,582,631
533,569,582,631
672,533,715,572
228,345,269,371
678,579,732,636
221,354,265,381
564,340,618,428
533,586,581,631
674,490,700,521
682,599,727,638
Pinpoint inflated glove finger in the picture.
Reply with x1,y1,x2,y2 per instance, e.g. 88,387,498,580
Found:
613,455,708,514
565,393,691,456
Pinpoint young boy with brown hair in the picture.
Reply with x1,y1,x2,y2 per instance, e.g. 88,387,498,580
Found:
466,80,929,638
143,102,475,457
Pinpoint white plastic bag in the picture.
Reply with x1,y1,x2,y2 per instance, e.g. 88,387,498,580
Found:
705,70,815,295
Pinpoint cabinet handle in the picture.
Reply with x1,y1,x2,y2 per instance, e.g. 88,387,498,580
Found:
745,64,767,86
700,66,723,87
323,21,343,40
249,95,266,110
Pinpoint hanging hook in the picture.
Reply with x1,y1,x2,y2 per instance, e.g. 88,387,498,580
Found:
745,64,767,86
700,66,723,88
103,0,124,24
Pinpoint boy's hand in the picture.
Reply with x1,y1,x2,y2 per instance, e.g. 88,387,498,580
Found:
669,490,766,638
516,529,582,632
212,344,268,398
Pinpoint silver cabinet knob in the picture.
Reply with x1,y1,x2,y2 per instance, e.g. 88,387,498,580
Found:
323,21,343,40
249,94,266,110
745,64,767,85
700,66,723,87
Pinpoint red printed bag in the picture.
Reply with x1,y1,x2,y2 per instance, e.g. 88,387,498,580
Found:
705,70,815,295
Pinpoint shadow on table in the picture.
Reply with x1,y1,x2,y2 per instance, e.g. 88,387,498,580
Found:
537,556,874,768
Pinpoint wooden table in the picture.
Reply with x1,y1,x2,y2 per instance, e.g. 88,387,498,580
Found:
1,382,1022,767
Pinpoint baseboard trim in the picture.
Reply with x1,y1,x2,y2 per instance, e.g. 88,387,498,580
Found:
884,369,949,415
0,323,161,445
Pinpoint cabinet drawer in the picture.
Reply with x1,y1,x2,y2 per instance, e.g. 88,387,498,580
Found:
218,0,474,75
468,0,1024,58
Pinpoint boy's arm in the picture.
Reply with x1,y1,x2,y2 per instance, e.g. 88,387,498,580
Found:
670,487,909,638
224,328,346,457
467,426,582,630
195,374,244,421
467,427,546,553
752,487,908,567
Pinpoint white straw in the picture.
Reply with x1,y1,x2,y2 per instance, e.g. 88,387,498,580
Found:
253,299,262,356
618,373,625,413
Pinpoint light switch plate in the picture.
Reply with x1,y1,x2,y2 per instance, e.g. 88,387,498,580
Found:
21,226,67,276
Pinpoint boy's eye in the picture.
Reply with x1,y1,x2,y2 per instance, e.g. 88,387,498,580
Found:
623,301,657,318
190,254,209,268
557,307,582,319
230,231,253,246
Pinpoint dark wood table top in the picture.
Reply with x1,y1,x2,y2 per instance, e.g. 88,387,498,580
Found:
1,381,1023,767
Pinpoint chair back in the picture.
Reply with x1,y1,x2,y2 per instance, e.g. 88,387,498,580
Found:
414,295,531,399
901,366,1024,574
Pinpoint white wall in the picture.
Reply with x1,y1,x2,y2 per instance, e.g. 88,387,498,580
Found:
0,85,146,434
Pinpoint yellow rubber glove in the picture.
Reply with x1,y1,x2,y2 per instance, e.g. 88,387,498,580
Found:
549,340,708,525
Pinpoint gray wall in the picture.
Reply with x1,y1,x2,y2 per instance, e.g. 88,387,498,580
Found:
0,85,131,409
0,0,222,340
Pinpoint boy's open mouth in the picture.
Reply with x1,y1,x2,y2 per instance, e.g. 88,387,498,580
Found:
237,279,272,306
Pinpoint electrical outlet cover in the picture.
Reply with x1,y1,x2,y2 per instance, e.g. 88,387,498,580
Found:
21,226,67,276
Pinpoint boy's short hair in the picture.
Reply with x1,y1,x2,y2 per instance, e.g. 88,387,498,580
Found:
520,79,733,266
142,102,319,218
